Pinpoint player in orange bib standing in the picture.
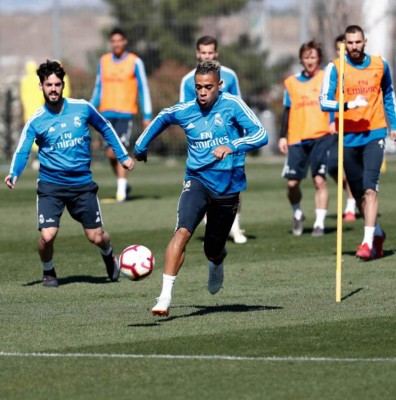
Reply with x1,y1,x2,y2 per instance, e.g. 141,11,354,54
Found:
321,25,396,260
91,27,152,202
279,40,332,237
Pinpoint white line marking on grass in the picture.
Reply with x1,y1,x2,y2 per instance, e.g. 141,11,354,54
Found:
1,352,396,363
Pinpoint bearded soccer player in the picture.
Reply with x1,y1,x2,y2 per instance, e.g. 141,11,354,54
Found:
320,25,396,260
4,60,134,287
135,60,268,316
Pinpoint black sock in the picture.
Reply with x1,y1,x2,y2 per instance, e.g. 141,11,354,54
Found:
44,268,57,278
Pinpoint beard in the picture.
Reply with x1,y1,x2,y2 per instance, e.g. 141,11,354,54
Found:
347,47,365,63
43,91,63,106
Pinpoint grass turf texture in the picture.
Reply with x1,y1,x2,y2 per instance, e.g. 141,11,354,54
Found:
1,157,396,399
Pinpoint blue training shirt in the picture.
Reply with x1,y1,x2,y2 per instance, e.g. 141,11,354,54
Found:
135,92,268,195
9,98,129,185
179,65,241,102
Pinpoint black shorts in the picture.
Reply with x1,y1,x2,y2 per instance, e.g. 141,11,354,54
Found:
343,139,385,200
107,118,133,147
282,135,331,180
327,134,340,177
176,178,239,238
37,181,103,230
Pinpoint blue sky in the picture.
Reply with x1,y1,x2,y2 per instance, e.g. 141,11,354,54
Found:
0,0,107,13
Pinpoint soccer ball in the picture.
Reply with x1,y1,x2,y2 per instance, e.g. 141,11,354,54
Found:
119,245,155,281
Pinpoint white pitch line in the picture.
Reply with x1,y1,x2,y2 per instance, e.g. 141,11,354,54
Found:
1,352,396,363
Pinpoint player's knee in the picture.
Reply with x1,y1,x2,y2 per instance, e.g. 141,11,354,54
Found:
173,227,192,247
86,229,105,246
313,175,327,189
39,228,57,245
287,180,300,189
364,188,377,201
204,239,226,263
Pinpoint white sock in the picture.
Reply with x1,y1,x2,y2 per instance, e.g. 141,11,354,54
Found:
292,204,303,220
42,260,54,271
314,209,327,229
230,213,241,234
363,226,375,248
117,178,128,197
159,274,176,299
344,198,356,214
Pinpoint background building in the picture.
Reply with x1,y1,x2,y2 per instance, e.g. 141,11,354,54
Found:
0,0,394,159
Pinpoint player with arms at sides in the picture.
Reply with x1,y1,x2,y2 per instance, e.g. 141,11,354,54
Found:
91,27,152,202
4,60,134,287
327,34,357,222
180,35,247,244
135,60,268,316
279,40,332,237
320,24,396,260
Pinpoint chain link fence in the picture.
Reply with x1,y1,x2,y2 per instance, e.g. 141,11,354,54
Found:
1,0,394,160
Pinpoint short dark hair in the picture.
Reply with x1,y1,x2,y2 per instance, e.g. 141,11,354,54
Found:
335,34,345,47
299,40,323,63
345,25,365,38
109,27,126,39
196,35,217,50
36,60,65,84
195,60,221,81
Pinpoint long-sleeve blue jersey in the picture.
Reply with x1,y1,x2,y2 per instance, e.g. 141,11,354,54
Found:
9,98,129,185
320,54,396,147
179,66,241,102
135,93,268,195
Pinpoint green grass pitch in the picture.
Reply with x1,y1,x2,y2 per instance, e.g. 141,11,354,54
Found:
1,157,396,399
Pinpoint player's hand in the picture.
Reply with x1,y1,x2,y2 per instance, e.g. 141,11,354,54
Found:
134,152,147,163
122,157,135,171
390,130,396,142
4,174,17,189
347,95,368,109
278,138,288,155
329,121,337,135
212,145,232,160
142,119,151,130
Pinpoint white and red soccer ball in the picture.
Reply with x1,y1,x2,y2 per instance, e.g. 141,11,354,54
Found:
119,245,155,281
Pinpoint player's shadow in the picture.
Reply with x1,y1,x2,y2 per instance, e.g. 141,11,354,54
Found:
101,194,161,203
295,226,354,236
128,303,283,327
196,234,257,242
342,249,394,259
23,275,111,287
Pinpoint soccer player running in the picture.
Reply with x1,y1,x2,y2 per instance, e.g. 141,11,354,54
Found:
4,60,134,287
279,40,332,237
135,60,268,316
320,24,396,260
327,34,357,222
180,35,247,244
91,27,152,202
